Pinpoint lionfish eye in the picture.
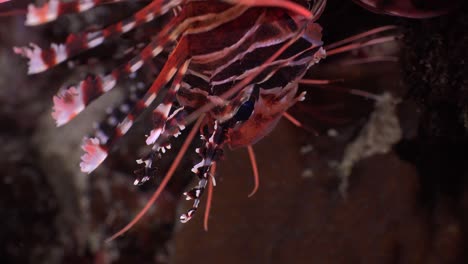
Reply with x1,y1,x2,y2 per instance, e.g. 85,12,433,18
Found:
233,99,255,123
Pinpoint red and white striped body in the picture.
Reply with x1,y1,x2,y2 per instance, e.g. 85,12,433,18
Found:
15,0,326,225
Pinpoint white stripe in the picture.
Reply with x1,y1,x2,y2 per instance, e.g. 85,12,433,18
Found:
152,46,163,57
210,32,296,80
166,67,178,81
130,60,143,73
26,0,59,26
145,12,155,22
102,75,117,92
144,93,157,107
78,0,95,12
52,43,68,65
191,13,265,64
122,21,136,33
118,119,133,134
211,41,320,86
87,36,105,48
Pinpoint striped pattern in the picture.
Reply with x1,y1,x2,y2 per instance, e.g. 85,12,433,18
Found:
181,120,225,223
26,0,128,26
78,3,258,173
16,0,326,224
52,74,116,126
50,37,165,126
16,0,182,74
80,79,150,173
134,106,189,185
146,60,191,145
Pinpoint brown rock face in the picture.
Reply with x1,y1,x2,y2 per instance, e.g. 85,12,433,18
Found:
172,120,428,264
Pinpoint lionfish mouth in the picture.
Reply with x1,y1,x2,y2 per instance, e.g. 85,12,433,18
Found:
11,0,398,241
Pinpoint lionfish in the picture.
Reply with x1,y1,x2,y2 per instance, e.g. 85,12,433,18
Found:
11,0,397,240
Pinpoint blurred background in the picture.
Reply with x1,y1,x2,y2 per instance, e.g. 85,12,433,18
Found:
0,0,467,263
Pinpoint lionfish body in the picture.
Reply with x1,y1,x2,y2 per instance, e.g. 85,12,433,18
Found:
15,0,325,227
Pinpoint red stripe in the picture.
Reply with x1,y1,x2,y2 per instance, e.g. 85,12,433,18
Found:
103,22,123,37
134,100,146,114
65,33,88,57
58,1,80,15
40,48,57,68
152,111,166,129
82,75,104,104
